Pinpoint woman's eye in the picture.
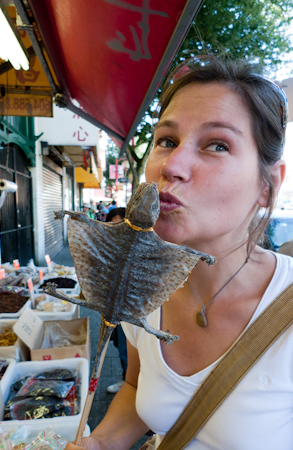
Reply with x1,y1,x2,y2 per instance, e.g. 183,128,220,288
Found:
156,138,176,149
205,143,228,152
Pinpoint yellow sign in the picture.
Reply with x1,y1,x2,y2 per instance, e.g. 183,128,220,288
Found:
0,7,59,90
0,93,52,117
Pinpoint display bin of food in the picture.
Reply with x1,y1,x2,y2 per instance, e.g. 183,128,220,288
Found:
0,421,91,443
34,276,80,297
47,263,76,278
32,294,77,322
0,320,29,361
0,291,31,320
0,358,89,429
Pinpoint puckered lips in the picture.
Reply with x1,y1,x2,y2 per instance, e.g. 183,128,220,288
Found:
159,191,183,212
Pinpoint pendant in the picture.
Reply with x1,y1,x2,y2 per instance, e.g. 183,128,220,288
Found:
196,308,208,327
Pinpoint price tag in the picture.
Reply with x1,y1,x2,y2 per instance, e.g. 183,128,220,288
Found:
13,308,43,349
45,255,51,265
39,270,43,282
27,278,33,292
0,269,5,280
13,259,20,270
45,255,52,273
27,278,35,308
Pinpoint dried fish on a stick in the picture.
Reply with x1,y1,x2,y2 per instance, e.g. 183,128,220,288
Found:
43,182,216,443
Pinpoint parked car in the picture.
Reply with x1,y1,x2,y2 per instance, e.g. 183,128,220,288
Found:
262,209,293,252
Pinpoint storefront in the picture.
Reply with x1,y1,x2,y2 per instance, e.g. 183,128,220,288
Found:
0,116,35,265
42,163,63,260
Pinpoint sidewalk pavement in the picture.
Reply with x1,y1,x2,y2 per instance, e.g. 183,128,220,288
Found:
54,245,147,449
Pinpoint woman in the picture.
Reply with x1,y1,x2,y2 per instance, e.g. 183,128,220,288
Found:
105,207,126,224
68,55,292,449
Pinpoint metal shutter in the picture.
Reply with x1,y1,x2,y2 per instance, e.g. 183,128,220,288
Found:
43,165,63,259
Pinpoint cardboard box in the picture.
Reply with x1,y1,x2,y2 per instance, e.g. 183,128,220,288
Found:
13,308,90,363
0,320,29,361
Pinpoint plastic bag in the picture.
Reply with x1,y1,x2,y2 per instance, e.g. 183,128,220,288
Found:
24,426,67,450
0,426,67,450
34,368,76,381
51,263,75,277
0,437,13,450
0,263,16,275
10,369,77,392
16,379,74,399
10,377,28,392
8,396,72,420
41,323,86,349
26,260,37,272
35,299,72,313
2,425,31,442
65,384,80,416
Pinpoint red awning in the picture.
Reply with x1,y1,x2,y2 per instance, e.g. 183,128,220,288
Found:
27,0,203,151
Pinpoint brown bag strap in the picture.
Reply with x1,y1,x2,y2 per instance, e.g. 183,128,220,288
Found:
158,282,293,450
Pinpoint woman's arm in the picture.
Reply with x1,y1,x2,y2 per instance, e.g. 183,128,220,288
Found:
66,340,149,450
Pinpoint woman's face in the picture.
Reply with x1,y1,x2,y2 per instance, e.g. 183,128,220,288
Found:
145,82,267,252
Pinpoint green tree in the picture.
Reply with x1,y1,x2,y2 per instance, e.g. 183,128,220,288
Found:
121,0,293,190
181,0,293,67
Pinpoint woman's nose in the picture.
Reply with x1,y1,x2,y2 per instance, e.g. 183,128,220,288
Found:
160,145,192,182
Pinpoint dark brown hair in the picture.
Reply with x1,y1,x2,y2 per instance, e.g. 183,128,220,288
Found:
106,207,126,222
156,55,287,253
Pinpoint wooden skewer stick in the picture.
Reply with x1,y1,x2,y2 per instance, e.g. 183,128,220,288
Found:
74,319,115,446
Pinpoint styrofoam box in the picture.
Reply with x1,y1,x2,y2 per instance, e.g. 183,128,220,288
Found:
0,421,91,442
0,358,16,401
34,278,80,296
0,299,32,320
0,321,29,361
1,358,89,427
33,294,77,322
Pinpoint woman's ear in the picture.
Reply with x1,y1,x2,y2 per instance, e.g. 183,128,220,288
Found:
257,160,286,208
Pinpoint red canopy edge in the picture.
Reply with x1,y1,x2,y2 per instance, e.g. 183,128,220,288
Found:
24,0,204,148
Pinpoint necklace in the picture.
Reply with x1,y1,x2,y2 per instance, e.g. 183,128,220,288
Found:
186,256,249,327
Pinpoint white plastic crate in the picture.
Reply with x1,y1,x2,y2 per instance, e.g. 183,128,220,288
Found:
0,359,16,402
32,294,77,322
1,358,89,427
34,276,80,297
0,299,32,320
